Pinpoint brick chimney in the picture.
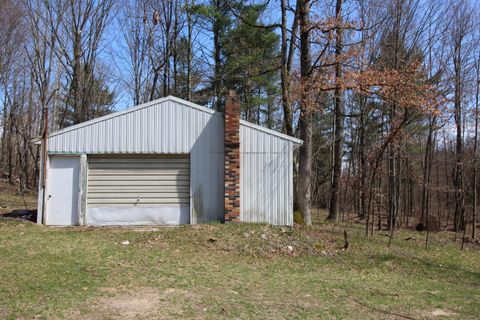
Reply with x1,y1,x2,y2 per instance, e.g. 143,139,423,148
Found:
224,90,241,222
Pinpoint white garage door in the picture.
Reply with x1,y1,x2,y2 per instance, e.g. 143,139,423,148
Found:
86,155,190,226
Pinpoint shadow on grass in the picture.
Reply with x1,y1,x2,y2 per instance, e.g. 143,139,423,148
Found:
0,209,37,222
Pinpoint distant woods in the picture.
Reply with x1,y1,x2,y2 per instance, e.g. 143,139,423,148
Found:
0,0,479,239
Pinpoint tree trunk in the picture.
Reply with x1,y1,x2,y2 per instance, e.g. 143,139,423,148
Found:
280,0,293,135
387,118,397,230
173,0,179,96
297,0,313,225
421,116,436,223
328,0,344,221
358,97,367,219
453,43,465,235
186,0,194,101
213,0,223,111
71,29,83,124
473,54,479,239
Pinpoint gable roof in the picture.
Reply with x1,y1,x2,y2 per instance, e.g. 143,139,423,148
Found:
33,96,302,145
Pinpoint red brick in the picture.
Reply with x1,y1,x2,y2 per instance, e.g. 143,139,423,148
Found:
224,90,241,222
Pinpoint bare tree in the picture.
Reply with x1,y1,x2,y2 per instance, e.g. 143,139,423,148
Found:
117,0,152,105
448,0,474,236
48,0,115,126
297,0,313,225
327,0,344,221
472,45,480,239
280,0,298,135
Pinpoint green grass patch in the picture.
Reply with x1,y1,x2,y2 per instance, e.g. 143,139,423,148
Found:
0,218,478,319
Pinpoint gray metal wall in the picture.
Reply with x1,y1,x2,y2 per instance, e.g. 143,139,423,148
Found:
42,96,300,226
240,122,294,226
46,98,224,224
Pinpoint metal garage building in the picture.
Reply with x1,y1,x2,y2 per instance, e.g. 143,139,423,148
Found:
35,94,302,226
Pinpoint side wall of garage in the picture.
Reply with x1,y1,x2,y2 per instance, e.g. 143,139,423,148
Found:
240,122,294,226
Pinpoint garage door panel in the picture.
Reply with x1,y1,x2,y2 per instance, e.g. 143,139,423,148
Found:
88,198,190,205
89,156,188,163
89,163,188,169
88,169,189,175
88,203,189,207
87,155,190,225
88,180,190,186
88,193,189,199
88,175,189,181
89,186,190,192
86,206,190,225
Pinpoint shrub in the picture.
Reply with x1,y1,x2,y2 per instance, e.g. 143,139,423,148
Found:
293,210,304,225
416,215,441,232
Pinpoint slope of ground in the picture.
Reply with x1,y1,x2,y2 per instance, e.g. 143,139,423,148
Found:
0,217,478,319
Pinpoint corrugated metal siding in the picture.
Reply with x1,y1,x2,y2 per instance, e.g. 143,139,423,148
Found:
47,99,224,223
44,97,297,226
87,155,190,206
48,100,223,154
240,125,293,226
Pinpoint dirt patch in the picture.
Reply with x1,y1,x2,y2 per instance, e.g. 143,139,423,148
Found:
430,309,457,317
70,287,160,319
70,287,199,319
101,289,159,318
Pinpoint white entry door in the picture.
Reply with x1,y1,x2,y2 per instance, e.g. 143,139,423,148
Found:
46,156,80,225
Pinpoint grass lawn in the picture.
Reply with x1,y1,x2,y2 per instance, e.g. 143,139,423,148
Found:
0,181,37,214
0,217,478,320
